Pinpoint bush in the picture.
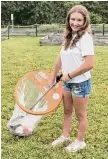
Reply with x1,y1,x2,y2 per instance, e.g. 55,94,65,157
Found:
90,13,102,24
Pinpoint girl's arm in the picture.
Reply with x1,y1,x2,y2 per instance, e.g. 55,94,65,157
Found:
48,55,62,85
62,55,95,81
51,55,61,79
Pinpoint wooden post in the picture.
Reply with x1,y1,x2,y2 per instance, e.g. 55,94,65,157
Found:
8,25,10,39
103,24,104,36
35,24,37,37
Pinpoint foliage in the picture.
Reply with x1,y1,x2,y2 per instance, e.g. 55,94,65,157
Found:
90,13,102,24
1,1,108,25
1,37,108,159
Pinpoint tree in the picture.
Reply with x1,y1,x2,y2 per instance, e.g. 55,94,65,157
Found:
1,1,108,25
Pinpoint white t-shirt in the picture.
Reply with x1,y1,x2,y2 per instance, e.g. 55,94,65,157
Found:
60,32,94,83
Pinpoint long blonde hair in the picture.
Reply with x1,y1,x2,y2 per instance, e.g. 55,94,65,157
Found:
63,5,91,50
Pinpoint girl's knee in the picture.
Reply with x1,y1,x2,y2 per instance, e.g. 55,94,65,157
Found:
75,112,87,121
64,108,73,115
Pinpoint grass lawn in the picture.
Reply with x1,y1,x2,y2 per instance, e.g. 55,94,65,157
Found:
1,37,108,159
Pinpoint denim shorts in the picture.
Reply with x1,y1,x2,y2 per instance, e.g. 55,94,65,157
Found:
63,79,91,98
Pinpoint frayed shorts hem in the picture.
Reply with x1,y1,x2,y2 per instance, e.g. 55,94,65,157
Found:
63,79,91,98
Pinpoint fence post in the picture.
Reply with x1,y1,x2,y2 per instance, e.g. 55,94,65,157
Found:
8,25,10,39
103,23,104,36
35,24,37,37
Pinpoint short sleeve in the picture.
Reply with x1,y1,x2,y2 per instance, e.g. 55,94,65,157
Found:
80,32,94,57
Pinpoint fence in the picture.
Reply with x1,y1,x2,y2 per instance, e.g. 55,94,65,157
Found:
91,24,108,36
1,24,108,40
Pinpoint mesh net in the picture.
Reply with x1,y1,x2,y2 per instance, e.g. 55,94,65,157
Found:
17,78,48,112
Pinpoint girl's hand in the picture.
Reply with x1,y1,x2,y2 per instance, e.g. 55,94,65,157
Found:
48,77,55,87
61,74,70,82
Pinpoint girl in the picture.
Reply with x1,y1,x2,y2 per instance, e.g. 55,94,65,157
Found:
48,5,94,152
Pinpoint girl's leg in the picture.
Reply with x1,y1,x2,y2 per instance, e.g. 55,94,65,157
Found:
62,89,73,137
51,89,73,146
72,96,88,141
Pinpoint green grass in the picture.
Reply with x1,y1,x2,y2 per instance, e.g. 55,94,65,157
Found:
1,37,108,159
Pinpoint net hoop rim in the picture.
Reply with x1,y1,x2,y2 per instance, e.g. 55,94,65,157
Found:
14,71,62,115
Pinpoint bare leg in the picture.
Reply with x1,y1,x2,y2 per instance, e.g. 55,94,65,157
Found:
73,96,88,141
62,89,73,137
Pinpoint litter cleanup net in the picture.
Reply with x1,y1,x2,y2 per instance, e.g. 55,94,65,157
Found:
7,72,62,136
7,78,44,136
7,104,42,136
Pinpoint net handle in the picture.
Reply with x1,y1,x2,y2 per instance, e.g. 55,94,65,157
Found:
30,73,63,110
